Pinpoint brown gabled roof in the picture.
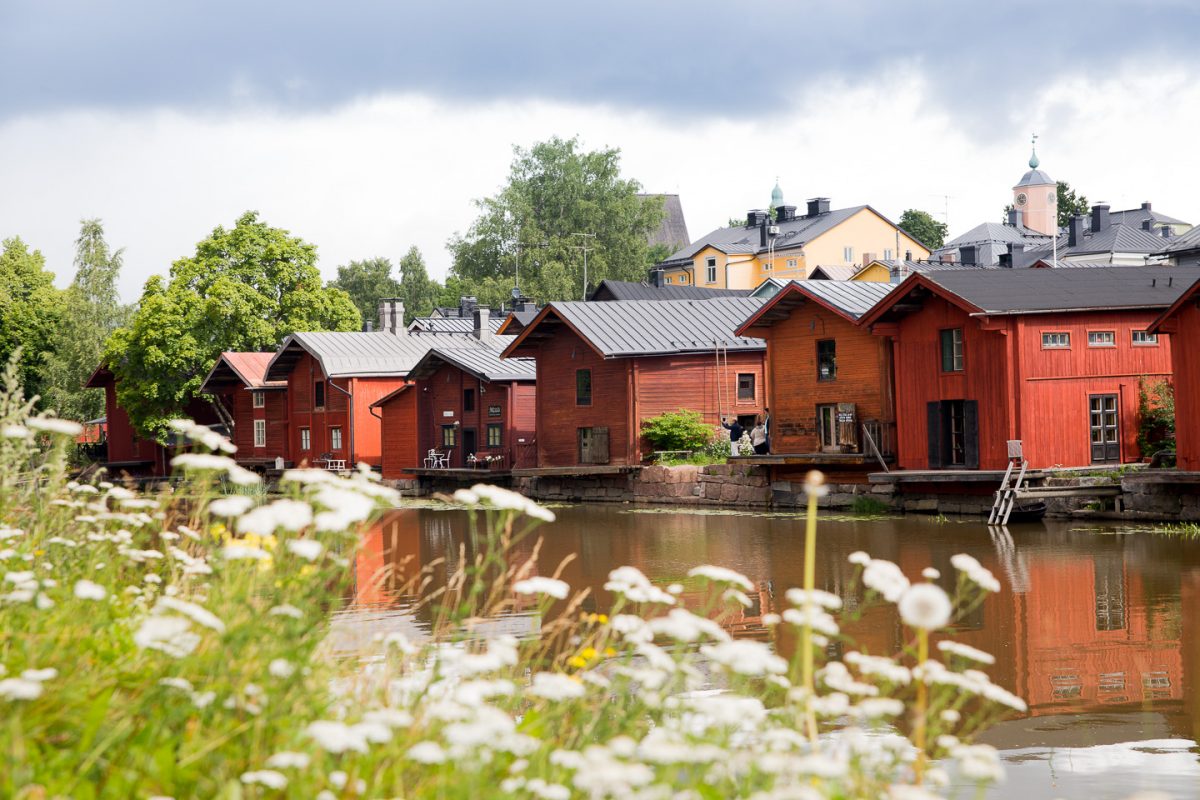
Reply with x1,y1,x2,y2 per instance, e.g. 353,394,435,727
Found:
200,352,286,394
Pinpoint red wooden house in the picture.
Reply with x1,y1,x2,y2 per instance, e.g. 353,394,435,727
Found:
265,299,507,471
735,280,897,460
502,297,766,467
1148,275,1200,470
372,340,536,476
199,352,289,467
84,365,221,477
859,267,1200,470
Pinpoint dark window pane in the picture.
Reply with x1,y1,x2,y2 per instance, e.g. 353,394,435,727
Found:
737,373,755,400
576,369,592,406
817,340,836,381
464,388,475,412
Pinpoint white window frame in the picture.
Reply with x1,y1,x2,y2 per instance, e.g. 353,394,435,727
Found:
300,427,311,451
1131,330,1158,345
251,390,265,408
786,258,797,269
1042,331,1071,349
665,276,673,284
330,426,343,451
253,419,266,448
762,261,772,271
1087,331,1116,347
705,256,717,284
884,249,893,261
843,246,854,262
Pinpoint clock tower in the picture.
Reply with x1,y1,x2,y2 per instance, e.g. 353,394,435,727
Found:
1011,135,1057,236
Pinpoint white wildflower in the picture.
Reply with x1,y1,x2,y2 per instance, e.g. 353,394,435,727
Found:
688,564,754,591
25,416,84,436
848,550,871,566
528,672,585,701
922,567,940,580
268,659,295,678
240,770,288,789
21,668,57,682
513,576,569,599
0,678,43,700
265,751,310,769
604,566,675,605
408,741,447,764
191,691,216,708
951,553,1003,593
305,720,369,753
159,677,194,692
898,584,953,630
133,616,201,658
364,708,414,728
647,608,730,643
854,698,905,718
208,496,255,517
222,545,271,561
237,499,312,535
782,606,840,636
2,425,30,439
845,652,912,684
786,587,843,610
952,743,1004,782
285,538,324,561
937,640,996,665
862,558,910,602
700,639,787,676
155,597,225,632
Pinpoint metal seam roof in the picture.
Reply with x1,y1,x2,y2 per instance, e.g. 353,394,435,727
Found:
546,297,766,357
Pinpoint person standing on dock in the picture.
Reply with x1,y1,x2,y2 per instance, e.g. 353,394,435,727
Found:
750,417,768,455
721,416,745,456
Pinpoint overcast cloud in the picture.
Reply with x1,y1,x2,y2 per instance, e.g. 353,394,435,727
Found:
2,1,1199,301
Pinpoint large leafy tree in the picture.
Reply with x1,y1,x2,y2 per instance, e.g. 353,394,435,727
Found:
1055,181,1089,228
0,237,63,403
105,211,361,437
448,136,664,302
41,220,130,421
898,209,948,251
397,247,439,323
329,257,400,324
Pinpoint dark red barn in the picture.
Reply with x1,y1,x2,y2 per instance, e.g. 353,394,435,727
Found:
199,352,289,467
1149,275,1200,470
735,280,898,461
860,267,1199,470
373,343,537,476
503,297,766,467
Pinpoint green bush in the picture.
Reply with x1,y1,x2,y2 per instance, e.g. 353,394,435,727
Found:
1137,378,1175,458
640,408,714,453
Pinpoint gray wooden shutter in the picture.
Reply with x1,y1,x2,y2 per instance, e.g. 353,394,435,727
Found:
964,400,979,469
926,402,943,469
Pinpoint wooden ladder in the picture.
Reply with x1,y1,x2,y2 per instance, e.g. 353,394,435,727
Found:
988,457,1028,526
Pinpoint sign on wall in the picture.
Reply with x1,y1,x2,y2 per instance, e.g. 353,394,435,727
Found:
488,405,502,417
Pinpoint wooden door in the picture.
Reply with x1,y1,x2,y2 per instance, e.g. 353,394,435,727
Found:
578,427,610,464
1089,394,1120,463
817,405,838,452
836,403,858,452
463,428,477,466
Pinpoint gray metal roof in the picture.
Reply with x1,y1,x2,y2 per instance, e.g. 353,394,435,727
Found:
265,330,514,380
1108,205,1188,229
1014,168,1055,187
809,264,859,281
408,316,505,333
660,205,869,263
1025,224,1169,258
933,221,1052,266
919,266,1200,315
516,297,766,358
1159,224,1200,255
590,279,751,301
639,194,691,251
738,280,896,330
408,346,536,383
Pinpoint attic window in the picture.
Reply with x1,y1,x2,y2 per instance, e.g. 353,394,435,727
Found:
252,390,265,408
314,380,326,409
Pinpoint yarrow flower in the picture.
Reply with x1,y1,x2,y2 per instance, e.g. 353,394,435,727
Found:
898,583,953,630
168,419,237,453
528,672,586,701
513,576,570,599
285,538,324,561
951,553,1003,593
604,566,675,605
73,579,107,600
240,770,288,789
208,496,255,517
265,752,310,769
133,616,201,658
687,565,754,592
937,640,996,665
25,416,84,436
0,678,44,700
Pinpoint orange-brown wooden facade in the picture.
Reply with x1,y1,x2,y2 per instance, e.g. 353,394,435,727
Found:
1150,284,1200,470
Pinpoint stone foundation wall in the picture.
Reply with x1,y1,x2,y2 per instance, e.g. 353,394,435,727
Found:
514,473,636,503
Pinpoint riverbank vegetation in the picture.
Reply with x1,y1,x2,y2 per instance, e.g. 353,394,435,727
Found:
1,372,1028,798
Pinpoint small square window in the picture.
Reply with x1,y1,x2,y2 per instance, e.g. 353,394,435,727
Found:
253,419,266,448
762,262,772,271
576,369,592,406
314,380,326,409
665,276,673,284
300,427,311,450
1132,330,1158,345
786,259,797,269
487,424,502,447
940,329,964,372
817,340,837,381
252,390,265,408
737,373,755,401
1042,332,1070,349
442,425,456,448
1088,331,1116,347
330,426,343,451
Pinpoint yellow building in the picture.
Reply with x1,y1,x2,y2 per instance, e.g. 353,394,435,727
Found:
655,192,930,290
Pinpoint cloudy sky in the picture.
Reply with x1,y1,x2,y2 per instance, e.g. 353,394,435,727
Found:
4,0,1200,301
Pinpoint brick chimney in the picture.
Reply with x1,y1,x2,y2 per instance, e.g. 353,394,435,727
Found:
1068,215,1085,248
1090,204,1111,233
806,197,831,217
473,307,492,343
377,298,405,335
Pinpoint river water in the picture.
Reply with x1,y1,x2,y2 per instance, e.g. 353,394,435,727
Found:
341,504,1200,800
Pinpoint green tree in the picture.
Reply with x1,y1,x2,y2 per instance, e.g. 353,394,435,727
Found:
898,209,948,251
328,257,400,325
0,237,63,403
1055,181,1089,228
105,211,361,438
41,220,130,421
448,136,664,302
397,247,439,323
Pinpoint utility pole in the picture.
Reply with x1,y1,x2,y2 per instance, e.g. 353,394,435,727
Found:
572,232,597,300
